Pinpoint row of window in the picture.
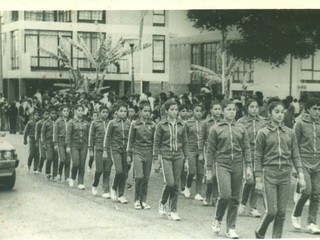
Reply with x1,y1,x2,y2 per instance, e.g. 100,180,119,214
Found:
11,11,166,26
11,30,165,73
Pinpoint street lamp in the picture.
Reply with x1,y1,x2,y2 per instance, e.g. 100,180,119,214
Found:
124,37,140,94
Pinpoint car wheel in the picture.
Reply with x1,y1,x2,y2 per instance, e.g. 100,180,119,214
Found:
4,170,16,190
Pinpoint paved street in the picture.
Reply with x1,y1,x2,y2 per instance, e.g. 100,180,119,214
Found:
0,133,320,239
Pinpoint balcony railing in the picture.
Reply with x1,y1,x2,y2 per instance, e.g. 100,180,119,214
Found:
31,56,129,74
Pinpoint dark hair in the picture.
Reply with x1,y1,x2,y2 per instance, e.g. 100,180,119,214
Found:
178,104,189,112
305,97,320,111
99,105,109,112
116,101,128,111
164,99,178,111
139,100,151,111
192,103,203,110
243,97,258,114
210,100,222,109
74,104,84,111
222,100,235,110
267,97,283,113
59,104,69,112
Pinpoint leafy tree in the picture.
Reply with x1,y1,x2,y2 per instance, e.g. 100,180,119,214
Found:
187,10,320,65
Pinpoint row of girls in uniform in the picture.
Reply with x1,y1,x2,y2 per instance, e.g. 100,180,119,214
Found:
23,95,320,239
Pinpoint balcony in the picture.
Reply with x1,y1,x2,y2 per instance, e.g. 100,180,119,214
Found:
30,56,129,74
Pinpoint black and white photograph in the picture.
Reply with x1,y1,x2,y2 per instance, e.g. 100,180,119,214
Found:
1,1,320,239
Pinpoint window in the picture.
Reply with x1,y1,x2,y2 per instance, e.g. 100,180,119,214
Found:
12,11,18,21
203,42,219,72
301,53,320,83
153,10,165,26
24,11,71,22
25,30,72,69
77,11,105,23
11,30,19,69
152,35,165,73
232,62,253,83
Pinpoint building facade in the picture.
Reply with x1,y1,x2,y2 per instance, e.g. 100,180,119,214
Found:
170,29,320,99
1,10,170,100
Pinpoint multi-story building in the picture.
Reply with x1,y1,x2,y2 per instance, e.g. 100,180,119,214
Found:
170,20,320,99
1,10,170,100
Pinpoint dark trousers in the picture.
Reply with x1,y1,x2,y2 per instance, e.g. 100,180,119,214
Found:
133,149,153,203
293,167,320,225
57,143,70,180
186,151,204,194
92,147,113,193
160,152,184,213
27,138,39,171
256,166,291,238
241,180,259,209
70,145,88,184
206,176,219,202
215,161,243,230
45,143,58,177
110,149,128,197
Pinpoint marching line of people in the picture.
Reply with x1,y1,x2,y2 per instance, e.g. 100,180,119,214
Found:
21,91,320,239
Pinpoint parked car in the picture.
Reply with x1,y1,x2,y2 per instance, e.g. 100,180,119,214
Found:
0,132,19,189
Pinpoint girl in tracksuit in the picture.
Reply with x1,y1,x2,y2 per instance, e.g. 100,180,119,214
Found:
183,103,204,200
41,107,58,180
35,110,49,173
238,98,266,218
206,100,252,239
103,102,131,204
127,101,156,209
53,105,70,182
23,111,40,173
66,104,90,190
199,101,222,206
291,97,320,234
89,106,113,198
254,98,306,239
154,99,189,221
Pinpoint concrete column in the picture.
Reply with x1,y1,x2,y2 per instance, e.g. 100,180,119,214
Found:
7,79,17,101
119,81,124,96
19,78,26,98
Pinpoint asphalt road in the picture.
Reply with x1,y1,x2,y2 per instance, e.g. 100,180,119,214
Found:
0,133,319,239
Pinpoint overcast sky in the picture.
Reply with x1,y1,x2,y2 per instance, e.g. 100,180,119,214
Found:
168,10,202,37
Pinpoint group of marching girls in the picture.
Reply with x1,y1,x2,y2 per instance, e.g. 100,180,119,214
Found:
22,91,320,239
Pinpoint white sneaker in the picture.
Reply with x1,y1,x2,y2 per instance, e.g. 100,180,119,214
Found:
92,186,98,195
134,201,142,210
226,229,239,239
291,215,302,230
53,174,61,182
118,196,128,204
307,223,320,234
141,202,151,210
249,208,261,218
183,188,191,198
102,192,111,199
111,189,118,201
65,178,70,183
238,204,246,215
78,184,85,190
69,178,74,187
203,199,209,206
168,212,181,221
159,203,167,217
306,199,310,206
212,219,221,234
194,194,204,201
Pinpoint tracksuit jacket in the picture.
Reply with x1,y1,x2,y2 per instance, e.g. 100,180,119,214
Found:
153,119,189,158
103,118,131,152
35,120,43,143
88,118,109,149
53,117,68,146
24,119,37,141
41,119,55,146
185,118,203,154
206,120,251,171
66,118,90,147
254,123,302,177
127,119,156,155
199,116,222,151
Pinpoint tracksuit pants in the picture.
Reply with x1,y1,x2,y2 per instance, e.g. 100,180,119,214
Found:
45,143,58,177
57,143,70,180
133,149,153,203
186,151,204,194
256,166,291,238
70,144,88,185
293,166,320,225
27,138,39,171
92,147,113,193
160,152,184,213
214,160,243,230
110,148,128,197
